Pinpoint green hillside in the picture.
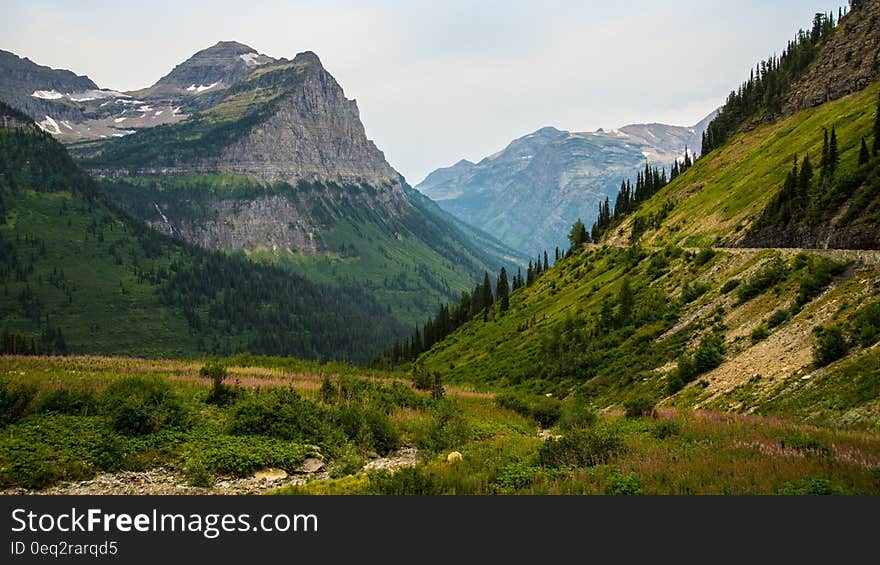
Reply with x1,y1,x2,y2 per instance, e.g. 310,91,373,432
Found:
0,125,406,362
98,175,521,327
604,81,880,248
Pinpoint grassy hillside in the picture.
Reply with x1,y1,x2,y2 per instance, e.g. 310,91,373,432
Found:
414,241,879,429
604,82,880,248
0,128,405,361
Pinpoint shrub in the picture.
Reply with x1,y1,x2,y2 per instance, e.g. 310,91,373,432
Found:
37,388,97,416
412,399,471,453
0,380,37,426
328,445,365,479
767,308,790,329
605,470,642,495
531,397,563,428
777,477,846,495
336,405,400,455
693,333,725,374
101,377,187,436
680,281,710,304
538,429,624,468
319,376,338,404
558,400,597,430
412,365,433,391
201,362,237,406
194,434,309,476
230,388,330,443
813,326,848,367
652,419,680,439
623,395,655,418
367,466,444,495
751,325,770,343
850,301,880,348
737,258,788,303
694,247,716,266
780,434,831,456
496,392,530,417
721,279,740,294
185,456,213,488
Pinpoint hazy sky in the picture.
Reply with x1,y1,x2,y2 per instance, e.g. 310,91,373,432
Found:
2,0,841,183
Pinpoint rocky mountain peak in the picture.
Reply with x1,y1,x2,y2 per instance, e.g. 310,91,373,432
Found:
151,40,277,94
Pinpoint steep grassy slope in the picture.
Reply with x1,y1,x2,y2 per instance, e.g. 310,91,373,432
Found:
416,242,880,428
604,82,880,248
0,127,405,361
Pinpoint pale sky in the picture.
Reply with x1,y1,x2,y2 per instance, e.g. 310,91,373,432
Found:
2,0,842,184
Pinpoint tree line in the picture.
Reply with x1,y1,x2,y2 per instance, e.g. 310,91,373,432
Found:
701,9,844,155
376,248,563,367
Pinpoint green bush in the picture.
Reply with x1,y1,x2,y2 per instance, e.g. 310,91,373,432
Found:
558,400,597,430
680,281,710,304
850,301,880,348
328,445,365,479
335,404,400,455
751,325,770,343
767,308,790,329
605,470,642,495
623,396,655,418
538,428,624,468
0,380,37,426
230,388,331,443
412,400,471,453
652,419,680,439
531,397,563,428
367,466,444,495
813,326,848,367
201,361,237,406
694,247,716,266
721,279,741,294
37,388,97,416
737,259,788,303
780,434,831,456
101,377,187,436
194,435,309,477
777,477,846,495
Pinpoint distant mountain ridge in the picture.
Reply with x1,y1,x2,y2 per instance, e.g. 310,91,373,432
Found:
417,112,717,253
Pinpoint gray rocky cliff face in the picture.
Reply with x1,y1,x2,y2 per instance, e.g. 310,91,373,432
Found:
146,185,410,253
783,1,880,115
212,54,402,191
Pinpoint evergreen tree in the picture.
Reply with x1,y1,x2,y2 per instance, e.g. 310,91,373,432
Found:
828,126,839,176
860,137,871,165
543,251,549,271
821,128,830,176
496,267,510,312
798,154,813,203
482,272,494,309
568,218,588,248
875,91,880,155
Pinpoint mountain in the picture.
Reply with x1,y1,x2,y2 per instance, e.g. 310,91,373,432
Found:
416,114,716,254
56,45,522,326
145,41,278,99
0,102,406,362
407,4,880,429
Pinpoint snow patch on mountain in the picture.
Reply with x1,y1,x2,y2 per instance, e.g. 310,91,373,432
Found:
36,116,61,135
31,90,64,100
